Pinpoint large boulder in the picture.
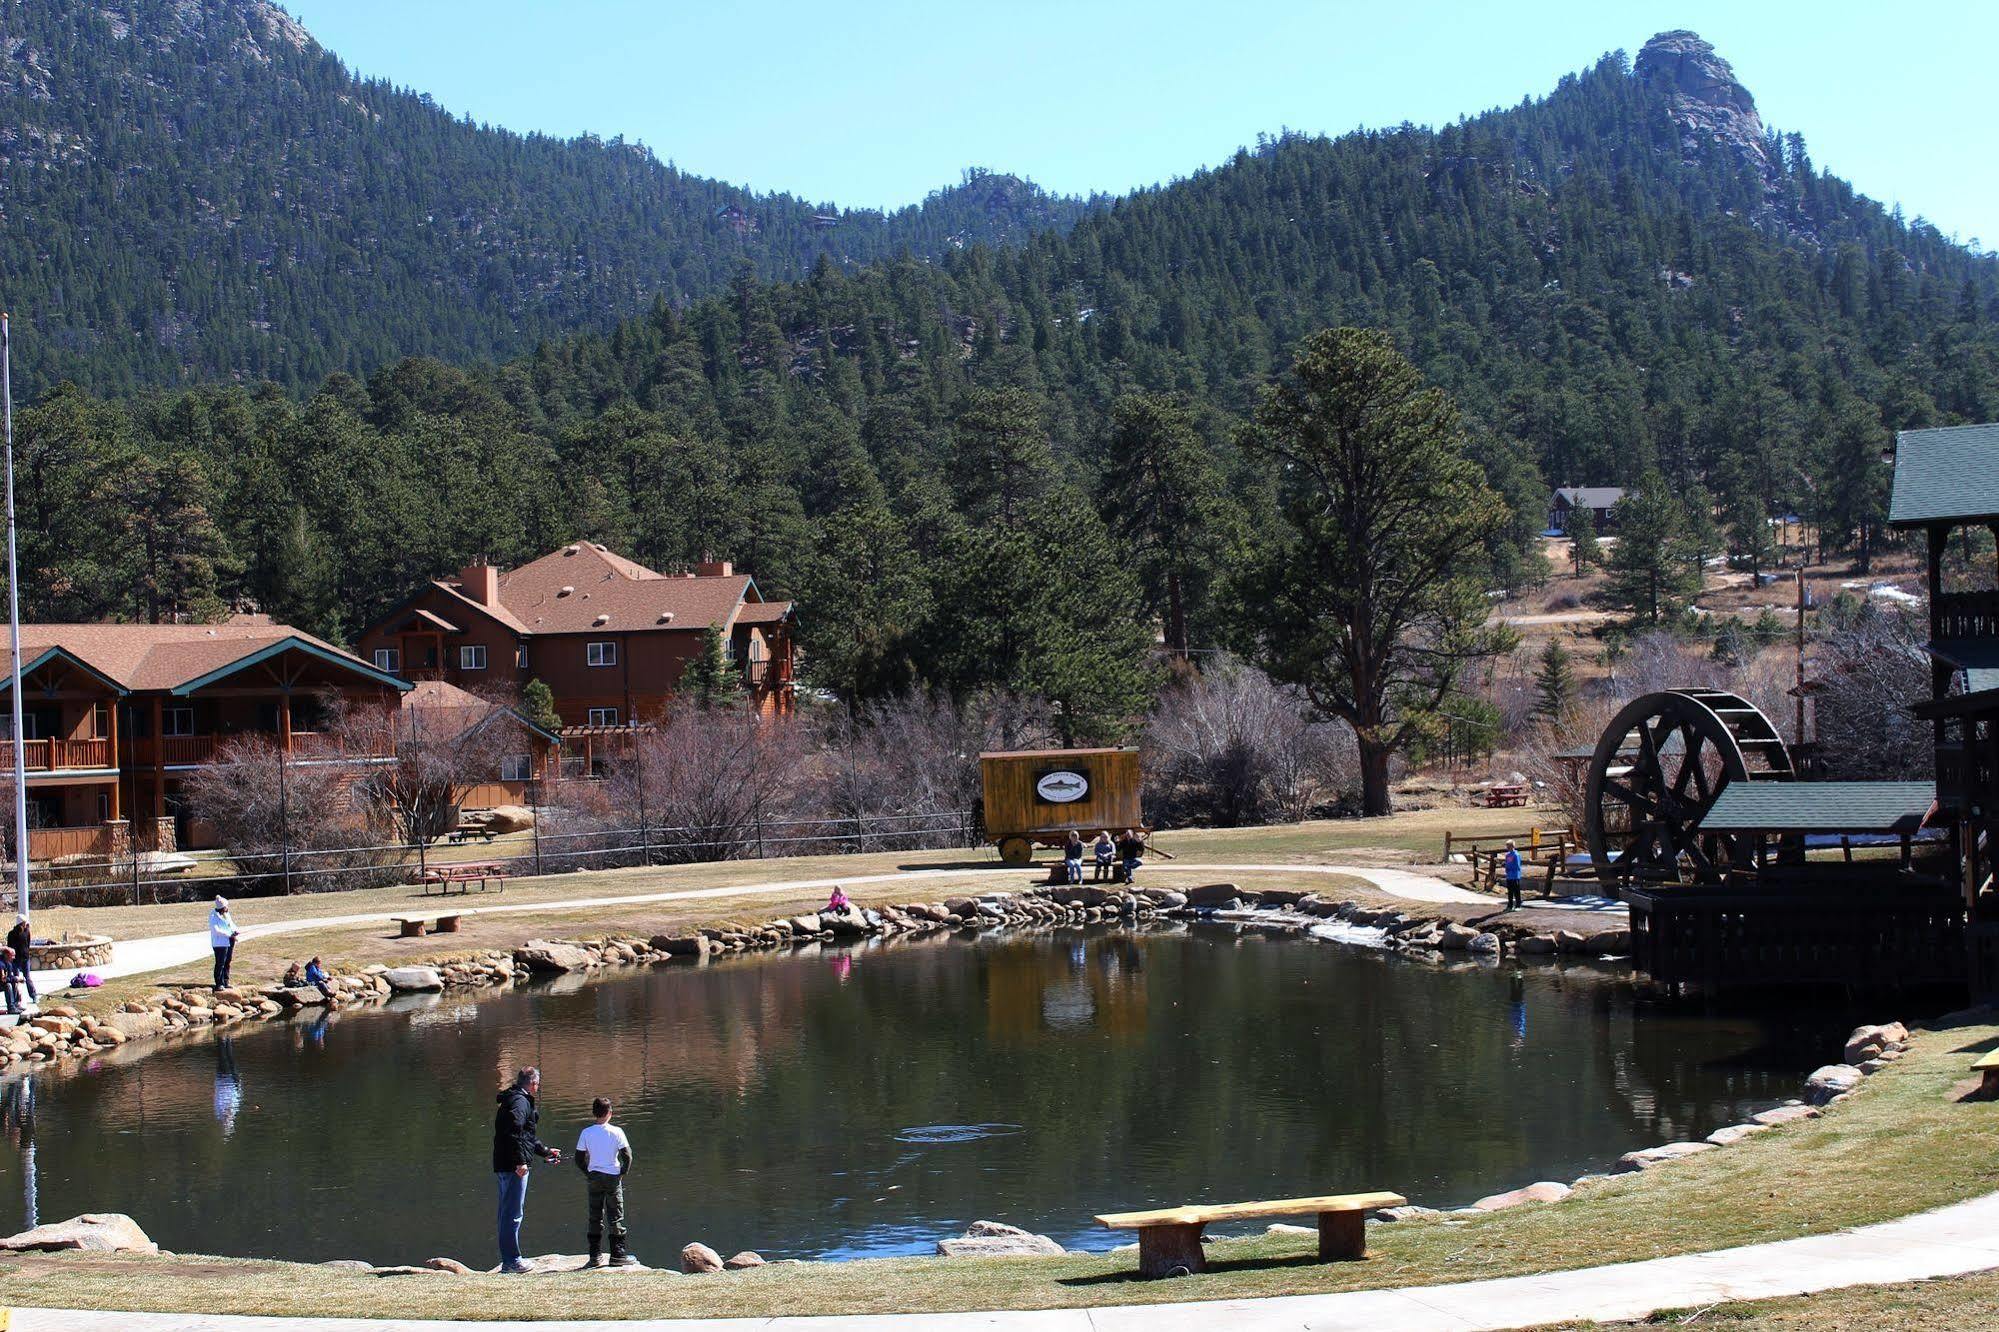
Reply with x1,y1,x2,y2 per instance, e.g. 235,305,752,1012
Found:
650,934,717,958
1843,1023,1908,1065
483,805,536,833
1185,883,1248,908
515,940,594,973
0,1213,157,1255
1804,1064,1864,1106
1583,928,1632,954
1750,1103,1820,1127
723,1251,766,1270
99,1009,169,1041
936,1220,1064,1259
821,907,874,938
786,914,822,936
681,1242,724,1274
1472,1181,1570,1211
1613,1142,1714,1173
383,966,444,994
1436,923,1479,951
1706,1124,1770,1147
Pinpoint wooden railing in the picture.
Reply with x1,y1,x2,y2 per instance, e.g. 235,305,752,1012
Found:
1937,589,1999,640
0,737,114,771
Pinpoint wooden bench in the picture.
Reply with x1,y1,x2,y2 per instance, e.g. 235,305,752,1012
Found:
1096,1191,1405,1277
1974,1049,1999,1096
421,861,506,895
392,914,461,939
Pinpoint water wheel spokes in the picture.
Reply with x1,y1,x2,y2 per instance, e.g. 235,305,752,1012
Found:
1585,689,1792,886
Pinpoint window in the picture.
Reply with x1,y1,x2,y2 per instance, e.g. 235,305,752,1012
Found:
499,754,533,783
723,636,737,663
458,644,487,671
89,703,111,739
97,791,110,821
587,707,619,728
373,647,400,673
162,707,196,737
586,641,617,667
515,643,529,670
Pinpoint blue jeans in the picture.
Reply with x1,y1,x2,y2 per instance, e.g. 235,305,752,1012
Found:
9,958,34,1002
496,1169,530,1268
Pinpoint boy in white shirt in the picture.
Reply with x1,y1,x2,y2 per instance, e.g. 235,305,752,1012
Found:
574,1096,636,1267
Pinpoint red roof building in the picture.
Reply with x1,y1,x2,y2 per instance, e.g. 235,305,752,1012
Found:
354,544,797,731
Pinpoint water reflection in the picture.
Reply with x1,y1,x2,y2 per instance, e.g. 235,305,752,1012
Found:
0,925,1842,1264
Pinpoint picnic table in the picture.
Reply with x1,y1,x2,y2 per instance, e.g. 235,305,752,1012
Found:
447,826,497,845
1485,782,1529,808
420,861,506,895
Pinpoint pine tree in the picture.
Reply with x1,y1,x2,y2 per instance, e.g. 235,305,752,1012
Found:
521,679,563,734
1604,479,1702,626
1532,641,1576,729
680,625,745,709
1238,328,1513,816
1569,507,1602,576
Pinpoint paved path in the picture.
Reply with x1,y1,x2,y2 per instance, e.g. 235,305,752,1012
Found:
14,1187,1999,1330
22,862,1486,993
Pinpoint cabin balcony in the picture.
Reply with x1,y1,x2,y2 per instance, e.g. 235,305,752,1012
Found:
1937,590,1999,640
0,737,116,773
131,731,395,769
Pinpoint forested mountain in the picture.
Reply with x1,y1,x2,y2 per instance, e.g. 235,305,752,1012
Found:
0,0,1093,393
11,29,1999,740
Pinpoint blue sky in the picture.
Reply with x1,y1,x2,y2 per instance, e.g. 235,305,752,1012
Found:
283,0,1996,248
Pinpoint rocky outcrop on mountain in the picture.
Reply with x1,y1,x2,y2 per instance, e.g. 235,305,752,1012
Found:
1635,31,1770,173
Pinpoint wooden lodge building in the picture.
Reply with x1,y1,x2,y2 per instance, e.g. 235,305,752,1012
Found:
1547,486,1628,534
1891,422,1999,996
355,544,797,746
1,619,408,859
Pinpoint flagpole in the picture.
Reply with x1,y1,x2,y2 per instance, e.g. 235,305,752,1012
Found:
3,314,29,926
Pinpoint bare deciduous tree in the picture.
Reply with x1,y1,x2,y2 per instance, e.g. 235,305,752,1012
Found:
1144,656,1359,826
180,732,401,894
1812,607,1933,781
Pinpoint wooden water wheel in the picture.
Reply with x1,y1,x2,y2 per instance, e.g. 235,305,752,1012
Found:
1584,688,1794,885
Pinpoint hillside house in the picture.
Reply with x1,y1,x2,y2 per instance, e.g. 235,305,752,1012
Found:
1548,486,1629,534
355,544,798,742
1,620,408,859
397,679,559,809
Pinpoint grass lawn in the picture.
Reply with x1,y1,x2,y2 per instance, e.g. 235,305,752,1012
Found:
3,1001,1995,1320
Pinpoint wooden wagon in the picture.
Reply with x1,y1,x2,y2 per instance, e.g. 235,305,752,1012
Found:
979,748,1143,865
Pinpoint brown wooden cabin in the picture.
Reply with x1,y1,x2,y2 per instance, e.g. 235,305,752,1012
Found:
355,545,798,779
2,620,408,858
980,748,1142,864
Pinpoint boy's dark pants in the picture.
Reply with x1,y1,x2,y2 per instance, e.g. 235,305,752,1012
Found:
587,1171,627,1248
1506,875,1523,910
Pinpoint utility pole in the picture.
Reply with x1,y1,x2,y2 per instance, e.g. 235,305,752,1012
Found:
2,315,29,927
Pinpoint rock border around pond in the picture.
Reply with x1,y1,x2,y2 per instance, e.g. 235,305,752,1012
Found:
0,881,1618,1077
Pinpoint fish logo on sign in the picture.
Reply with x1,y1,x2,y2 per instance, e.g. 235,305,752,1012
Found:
1036,770,1089,803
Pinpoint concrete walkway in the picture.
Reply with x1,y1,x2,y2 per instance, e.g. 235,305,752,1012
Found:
22,862,1486,993
13,1187,1999,1330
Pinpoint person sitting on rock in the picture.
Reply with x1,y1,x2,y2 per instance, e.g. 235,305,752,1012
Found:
1063,831,1086,885
575,1096,637,1268
1115,829,1146,884
0,943,20,1017
303,957,336,1003
1091,830,1116,882
283,961,305,988
825,885,851,913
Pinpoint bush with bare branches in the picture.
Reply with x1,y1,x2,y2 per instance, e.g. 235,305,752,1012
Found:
1144,656,1359,826
1811,606,1932,781
179,734,403,894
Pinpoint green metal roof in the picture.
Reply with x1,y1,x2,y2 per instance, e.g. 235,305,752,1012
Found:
1698,780,1936,835
1930,638,1999,695
1889,423,1999,528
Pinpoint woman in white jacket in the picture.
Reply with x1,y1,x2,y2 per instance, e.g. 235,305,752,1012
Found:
208,897,240,989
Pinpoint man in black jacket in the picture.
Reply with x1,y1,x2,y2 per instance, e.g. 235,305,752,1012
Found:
5,915,33,1006
492,1066,561,1273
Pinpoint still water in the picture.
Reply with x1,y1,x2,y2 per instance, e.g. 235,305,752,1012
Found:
0,924,1838,1264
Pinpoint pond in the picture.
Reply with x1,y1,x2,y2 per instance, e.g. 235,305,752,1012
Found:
0,923,1842,1265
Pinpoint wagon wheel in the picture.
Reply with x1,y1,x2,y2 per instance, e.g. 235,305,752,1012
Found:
997,836,1035,866
1584,689,1792,886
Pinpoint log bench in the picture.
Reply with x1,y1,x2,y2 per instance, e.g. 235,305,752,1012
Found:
392,914,461,939
1096,1191,1405,1278
1975,1049,1999,1096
